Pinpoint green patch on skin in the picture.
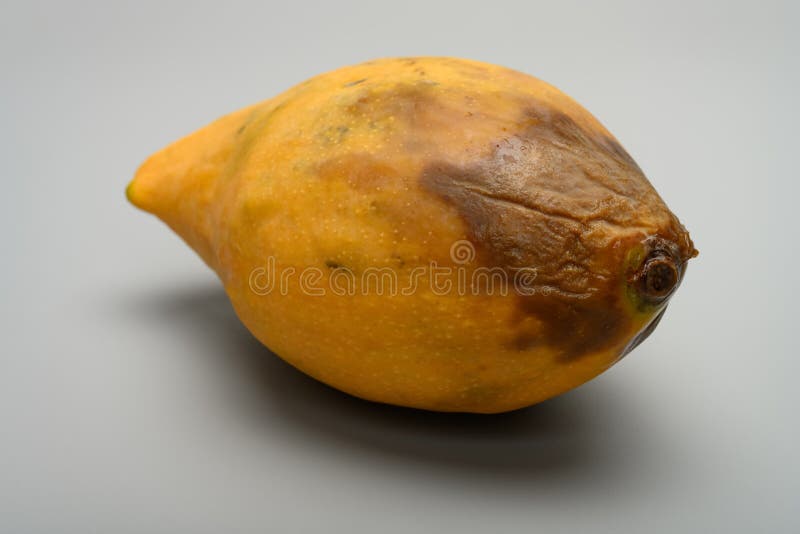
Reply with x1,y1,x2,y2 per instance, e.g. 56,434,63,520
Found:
316,124,351,145
623,241,655,313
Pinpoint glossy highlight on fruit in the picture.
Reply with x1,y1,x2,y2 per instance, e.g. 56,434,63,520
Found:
127,57,697,413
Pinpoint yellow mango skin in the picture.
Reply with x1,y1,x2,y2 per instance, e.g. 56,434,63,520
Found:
128,57,696,413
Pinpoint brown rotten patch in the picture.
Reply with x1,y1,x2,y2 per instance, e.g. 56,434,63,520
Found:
421,104,660,291
420,103,690,359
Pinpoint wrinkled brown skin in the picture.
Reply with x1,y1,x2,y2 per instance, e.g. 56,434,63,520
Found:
127,57,697,413
421,103,694,360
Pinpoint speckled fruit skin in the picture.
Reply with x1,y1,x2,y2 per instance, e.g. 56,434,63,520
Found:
127,57,696,413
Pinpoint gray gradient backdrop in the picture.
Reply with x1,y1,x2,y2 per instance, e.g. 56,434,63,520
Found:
2,1,798,532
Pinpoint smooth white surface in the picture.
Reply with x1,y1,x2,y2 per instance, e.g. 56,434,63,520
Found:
2,1,798,532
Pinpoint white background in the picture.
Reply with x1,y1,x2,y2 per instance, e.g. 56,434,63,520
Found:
2,1,798,532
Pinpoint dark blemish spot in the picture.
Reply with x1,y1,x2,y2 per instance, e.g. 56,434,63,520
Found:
511,330,540,352
325,260,342,269
344,78,367,87
390,253,406,268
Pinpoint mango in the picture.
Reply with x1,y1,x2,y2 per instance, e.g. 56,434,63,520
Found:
127,57,697,413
